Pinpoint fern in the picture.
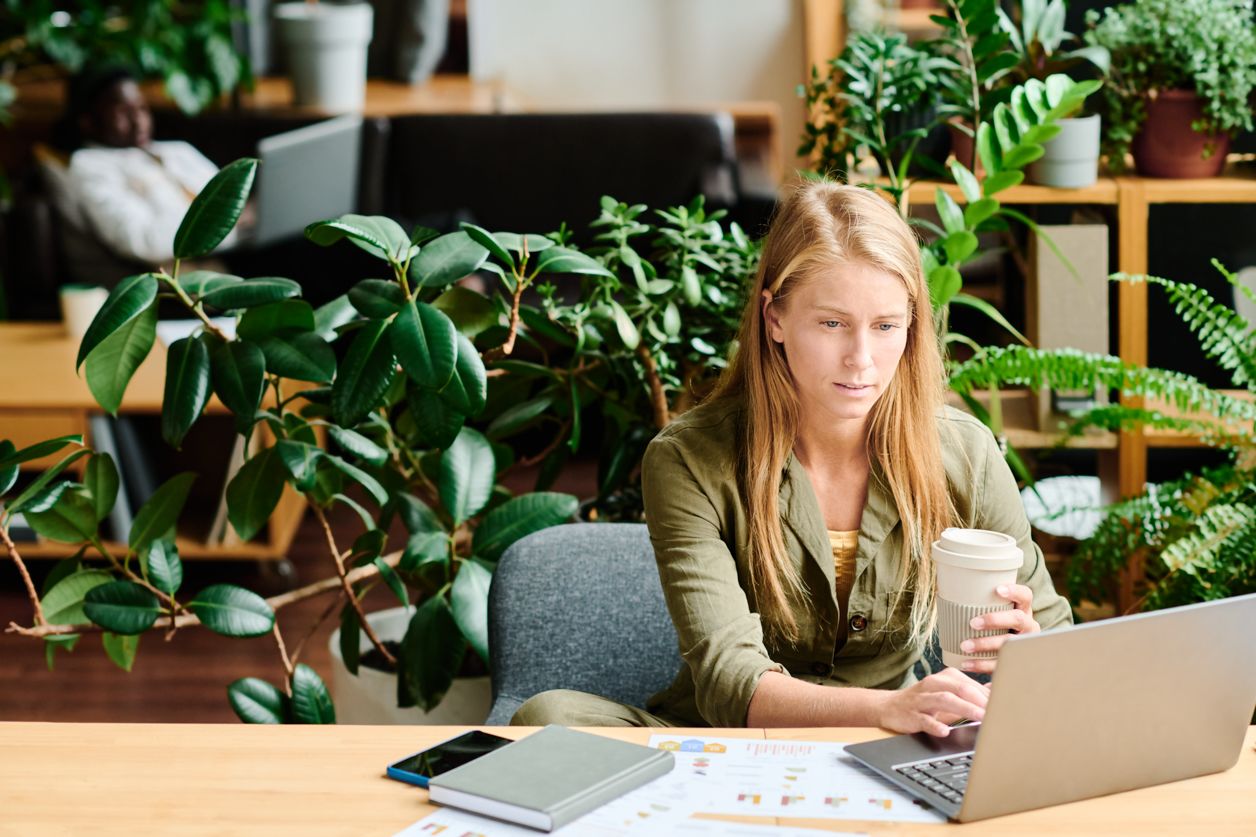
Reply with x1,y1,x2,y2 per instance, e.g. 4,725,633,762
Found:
1116,271,1256,389
1059,404,1255,448
949,345,1256,430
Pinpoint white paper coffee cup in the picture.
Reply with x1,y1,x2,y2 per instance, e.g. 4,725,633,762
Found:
932,528,1023,669
60,284,109,342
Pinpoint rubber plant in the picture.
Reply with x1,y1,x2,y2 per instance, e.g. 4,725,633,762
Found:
1,158,606,721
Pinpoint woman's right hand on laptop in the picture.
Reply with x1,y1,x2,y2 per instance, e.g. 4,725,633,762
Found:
877,668,990,737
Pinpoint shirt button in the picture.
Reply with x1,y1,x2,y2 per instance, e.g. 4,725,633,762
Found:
811,662,831,676
849,615,868,633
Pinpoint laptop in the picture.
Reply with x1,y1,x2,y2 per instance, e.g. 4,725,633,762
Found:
845,592,1256,822
251,115,363,247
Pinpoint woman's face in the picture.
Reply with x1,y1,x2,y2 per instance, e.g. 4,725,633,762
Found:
762,261,910,426
86,79,152,148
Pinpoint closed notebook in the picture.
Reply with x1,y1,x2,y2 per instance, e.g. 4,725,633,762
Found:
426,725,675,831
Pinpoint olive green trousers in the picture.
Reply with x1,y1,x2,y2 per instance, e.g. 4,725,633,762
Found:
510,689,686,727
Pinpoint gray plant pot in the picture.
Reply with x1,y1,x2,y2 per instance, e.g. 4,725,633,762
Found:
274,2,374,113
1029,114,1100,188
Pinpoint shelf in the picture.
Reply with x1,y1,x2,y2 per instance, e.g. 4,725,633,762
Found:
946,388,1118,451
905,177,1120,206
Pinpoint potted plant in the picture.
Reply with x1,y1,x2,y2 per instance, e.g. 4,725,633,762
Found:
0,0,249,115
0,158,614,723
996,0,1109,187
1084,0,1256,178
273,1,375,112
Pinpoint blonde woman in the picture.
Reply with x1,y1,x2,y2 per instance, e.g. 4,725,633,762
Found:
514,180,1072,733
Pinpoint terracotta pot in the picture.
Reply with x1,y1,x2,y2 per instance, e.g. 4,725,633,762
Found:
1131,90,1231,178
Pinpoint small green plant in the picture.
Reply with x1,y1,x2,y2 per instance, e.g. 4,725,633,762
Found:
996,0,1110,89
1084,0,1256,169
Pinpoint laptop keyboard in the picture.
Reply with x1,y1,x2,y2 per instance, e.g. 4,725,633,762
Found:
893,753,973,805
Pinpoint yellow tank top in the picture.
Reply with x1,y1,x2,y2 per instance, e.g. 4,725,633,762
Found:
829,529,858,652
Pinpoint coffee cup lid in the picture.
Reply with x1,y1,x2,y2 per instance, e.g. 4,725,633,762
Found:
932,527,1023,570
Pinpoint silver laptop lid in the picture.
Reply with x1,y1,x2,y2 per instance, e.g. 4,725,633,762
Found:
254,115,363,247
961,592,1256,821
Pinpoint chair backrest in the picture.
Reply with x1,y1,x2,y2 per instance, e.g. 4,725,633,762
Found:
382,112,738,239
486,522,681,724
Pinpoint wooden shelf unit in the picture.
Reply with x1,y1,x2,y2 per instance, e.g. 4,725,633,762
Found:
0,323,306,561
915,164,1256,608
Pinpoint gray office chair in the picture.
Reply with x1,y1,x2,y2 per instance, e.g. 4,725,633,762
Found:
485,523,682,725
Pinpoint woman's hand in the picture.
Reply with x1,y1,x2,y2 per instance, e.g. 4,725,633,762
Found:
959,583,1042,675
877,668,991,738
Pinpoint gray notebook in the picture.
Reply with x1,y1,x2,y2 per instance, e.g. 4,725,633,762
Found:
426,725,675,831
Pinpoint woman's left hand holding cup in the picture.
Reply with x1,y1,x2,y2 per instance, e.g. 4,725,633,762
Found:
958,584,1040,674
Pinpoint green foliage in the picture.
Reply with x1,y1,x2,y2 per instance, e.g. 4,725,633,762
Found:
996,0,1110,87
1084,0,1256,169
0,0,250,115
930,0,1019,139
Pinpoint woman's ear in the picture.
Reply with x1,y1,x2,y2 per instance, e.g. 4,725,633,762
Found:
761,290,784,343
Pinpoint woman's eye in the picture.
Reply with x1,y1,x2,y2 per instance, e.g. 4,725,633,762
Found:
877,323,899,332
822,320,842,329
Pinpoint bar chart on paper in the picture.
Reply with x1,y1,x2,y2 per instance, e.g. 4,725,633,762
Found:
648,735,946,823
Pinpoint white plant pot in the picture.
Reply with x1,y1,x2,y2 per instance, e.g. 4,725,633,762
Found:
1029,114,1101,188
274,2,374,113
329,606,492,725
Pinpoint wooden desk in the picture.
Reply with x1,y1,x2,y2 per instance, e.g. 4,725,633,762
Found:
0,323,304,561
1,722,1252,835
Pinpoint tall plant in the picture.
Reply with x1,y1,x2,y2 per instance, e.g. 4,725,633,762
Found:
1,158,609,720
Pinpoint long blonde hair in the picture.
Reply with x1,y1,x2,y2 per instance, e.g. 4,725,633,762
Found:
711,180,952,646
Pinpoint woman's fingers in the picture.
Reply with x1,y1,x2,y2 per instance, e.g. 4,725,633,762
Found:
934,667,991,708
969,605,1036,635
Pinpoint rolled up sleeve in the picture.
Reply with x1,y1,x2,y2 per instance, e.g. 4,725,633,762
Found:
971,428,1074,631
642,435,784,727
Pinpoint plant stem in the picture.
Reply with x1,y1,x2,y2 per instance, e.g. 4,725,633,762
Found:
636,345,671,429
289,591,345,666
312,505,396,667
160,273,232,343
272,623,295,688
2,524,45,625
484,281,526,361
949,0,982,173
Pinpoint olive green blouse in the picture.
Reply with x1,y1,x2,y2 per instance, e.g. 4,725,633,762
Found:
640,397,1073,728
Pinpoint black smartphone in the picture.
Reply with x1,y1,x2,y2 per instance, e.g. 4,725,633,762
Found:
385,730,513,788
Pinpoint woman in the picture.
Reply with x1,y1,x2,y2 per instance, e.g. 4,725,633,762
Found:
514,180,1072,734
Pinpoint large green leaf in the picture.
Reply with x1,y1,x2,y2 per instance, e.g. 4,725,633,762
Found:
102,632,140,672
327,426,388,467
76,273,159,370
188,583,275,637
461,223,515,268
535,246,614,277
436,333,487,417
338,605,361,676
180,271,243,298
400,530,449,571
5,449,90,515
40,569,112,626
228,677,289,724
174,158,257,259
0,435,84,468
390,300,458,390
332,320,397,427
211,340,266,435
313,295,357,340
306,214,413,263
129,472,197,555
226,447,285,542
200,277,301,311
449,558,493,662
25,487,97,543
408,385,467,449
274,439,322,491
83,453,119,524
397,493,444,534
83,581,162,635
471,492,578,561
487,395,554,440
144,539,184,595
290,663,336,724
237,300,316,340
348,279,406,319
373,557,410,610
256,333,336,383
432,286,501,338
439,427,496,525
401,596,466,711
321,453,389,506
84,302,158,415
161,335,212,448
409,231,489,288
